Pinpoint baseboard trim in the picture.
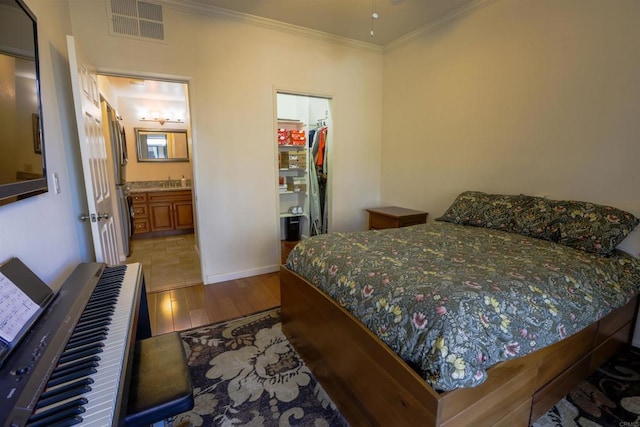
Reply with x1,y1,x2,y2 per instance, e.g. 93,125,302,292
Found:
205,265,280,284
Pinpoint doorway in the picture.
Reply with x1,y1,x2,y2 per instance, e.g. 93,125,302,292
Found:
276,92,332,263
97,75,202,293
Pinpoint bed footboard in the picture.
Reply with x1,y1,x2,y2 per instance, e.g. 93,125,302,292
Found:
281,266,440,425
280,266,638,426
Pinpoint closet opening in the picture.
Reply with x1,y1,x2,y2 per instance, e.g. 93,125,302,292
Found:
276,92,332,263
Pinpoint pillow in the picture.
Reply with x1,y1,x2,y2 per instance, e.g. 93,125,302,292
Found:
548,200,639,255
615,224,640,259
438,191,640,256
512,196,559,242
436,191,529,233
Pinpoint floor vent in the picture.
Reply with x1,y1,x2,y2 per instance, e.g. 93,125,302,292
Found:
108,0,165,42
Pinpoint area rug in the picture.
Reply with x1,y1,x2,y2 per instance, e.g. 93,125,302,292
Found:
174,307,640,427
175,309,348,426
533,346,640,426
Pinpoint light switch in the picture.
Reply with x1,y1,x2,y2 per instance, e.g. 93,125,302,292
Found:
52,172,60,194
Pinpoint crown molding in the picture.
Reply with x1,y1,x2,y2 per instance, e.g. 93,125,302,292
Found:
159,0,384,53
383,0,499,52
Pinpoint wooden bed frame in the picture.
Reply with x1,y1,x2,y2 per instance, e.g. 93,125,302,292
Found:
280,266,639,426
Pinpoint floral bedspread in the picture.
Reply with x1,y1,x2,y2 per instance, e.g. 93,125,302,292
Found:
285,221,640,392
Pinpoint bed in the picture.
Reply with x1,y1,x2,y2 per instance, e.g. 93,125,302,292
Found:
280,192,640,426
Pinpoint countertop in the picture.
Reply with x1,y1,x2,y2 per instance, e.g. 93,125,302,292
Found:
127,180,192,193
129,186,191,193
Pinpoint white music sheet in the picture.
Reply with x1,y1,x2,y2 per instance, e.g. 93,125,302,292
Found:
0,272,39,342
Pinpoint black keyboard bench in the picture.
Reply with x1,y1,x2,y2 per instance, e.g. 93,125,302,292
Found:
125,332,193,426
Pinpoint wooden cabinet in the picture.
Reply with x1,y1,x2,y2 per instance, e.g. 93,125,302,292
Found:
132,190,194,237
366,206,428,230
173,200,195,229
131,193,150,234
149,202,174,231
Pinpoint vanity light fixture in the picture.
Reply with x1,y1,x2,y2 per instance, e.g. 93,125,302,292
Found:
139,117,183,126
140,111,183,126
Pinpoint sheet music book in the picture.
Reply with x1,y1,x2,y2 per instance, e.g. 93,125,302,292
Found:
0,272,39,342
0,258,53,367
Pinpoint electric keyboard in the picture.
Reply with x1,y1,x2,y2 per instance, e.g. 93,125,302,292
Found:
0,262,151,427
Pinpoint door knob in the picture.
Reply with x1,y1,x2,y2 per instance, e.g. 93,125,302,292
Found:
79,213,110,222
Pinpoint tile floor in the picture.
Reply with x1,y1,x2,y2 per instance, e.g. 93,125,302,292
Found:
126,233,202,293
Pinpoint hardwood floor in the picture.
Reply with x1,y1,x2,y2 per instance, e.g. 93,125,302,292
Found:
138,235,287,336
281,240,298,264
146,272,281,336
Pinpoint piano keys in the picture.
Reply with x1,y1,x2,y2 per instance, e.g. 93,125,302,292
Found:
0,262,151,427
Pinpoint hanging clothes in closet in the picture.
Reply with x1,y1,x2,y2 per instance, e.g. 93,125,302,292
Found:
308,132,321,237
308,124,328,236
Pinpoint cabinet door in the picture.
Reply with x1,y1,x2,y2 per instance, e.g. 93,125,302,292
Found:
173,201,194,229
150,202,174,231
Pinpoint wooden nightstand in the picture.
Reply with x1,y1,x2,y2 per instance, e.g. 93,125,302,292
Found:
366,206,428,230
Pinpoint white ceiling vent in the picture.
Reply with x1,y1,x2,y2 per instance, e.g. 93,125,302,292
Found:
108,0,165,42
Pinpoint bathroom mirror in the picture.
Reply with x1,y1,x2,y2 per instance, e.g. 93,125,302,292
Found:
135,128,189,162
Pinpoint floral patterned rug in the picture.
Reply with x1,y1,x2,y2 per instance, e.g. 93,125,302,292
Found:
533,346,640,426
174,309,348,426
174,307,639,427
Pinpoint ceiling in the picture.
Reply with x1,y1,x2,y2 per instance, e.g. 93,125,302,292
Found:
103,0,480,102
103,77,187,101
183,0,478,46
101,76,189,124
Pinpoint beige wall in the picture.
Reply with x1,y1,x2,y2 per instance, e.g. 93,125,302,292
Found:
69,1,384,282
382,0,640,219
96,77,193,182
118,98,193,182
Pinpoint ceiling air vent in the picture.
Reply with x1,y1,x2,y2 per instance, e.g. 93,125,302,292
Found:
108,0,165,42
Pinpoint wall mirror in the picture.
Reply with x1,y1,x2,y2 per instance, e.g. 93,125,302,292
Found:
135,128,189,162
0,0,48,206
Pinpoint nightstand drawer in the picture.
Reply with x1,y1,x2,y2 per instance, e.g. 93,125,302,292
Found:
367,206,428,230
397,215,429,227
370,214,399,230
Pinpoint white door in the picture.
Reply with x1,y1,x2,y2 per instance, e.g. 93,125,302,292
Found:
67,35,120,265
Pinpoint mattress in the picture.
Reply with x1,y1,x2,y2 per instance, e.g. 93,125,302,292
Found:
286,221,640,391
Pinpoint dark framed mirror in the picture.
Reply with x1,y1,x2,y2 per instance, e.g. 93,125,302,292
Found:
0,0,48,206
135,128,189,162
